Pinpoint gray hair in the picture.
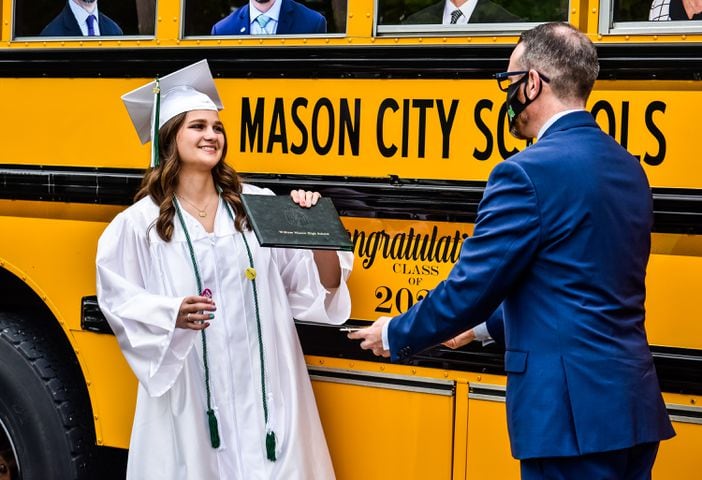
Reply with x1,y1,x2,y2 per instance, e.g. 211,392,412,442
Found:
518,22,599,103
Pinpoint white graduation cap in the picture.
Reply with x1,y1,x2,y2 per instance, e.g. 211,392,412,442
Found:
121,59,224,167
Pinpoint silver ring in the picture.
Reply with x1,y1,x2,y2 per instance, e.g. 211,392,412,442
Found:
187,313,191,321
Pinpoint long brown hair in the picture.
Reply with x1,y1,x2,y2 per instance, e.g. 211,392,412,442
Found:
134,111,248,241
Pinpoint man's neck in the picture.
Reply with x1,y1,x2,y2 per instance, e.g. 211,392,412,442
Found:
251,0,276,14
72,0,97,13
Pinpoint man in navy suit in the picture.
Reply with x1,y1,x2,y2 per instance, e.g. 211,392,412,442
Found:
403,0,519,24
40,0,123,36
211,0,326,35
350,22,674,479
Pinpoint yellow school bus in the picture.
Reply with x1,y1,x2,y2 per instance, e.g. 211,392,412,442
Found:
0,0,700,478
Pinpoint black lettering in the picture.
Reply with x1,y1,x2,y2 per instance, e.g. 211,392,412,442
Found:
426,226,439,261
389,231,407,259
450,231,469,262
354,228,469,268
339,98,361,156
591,100,616,138
311,98,335,155
267,97,288,154
412,99,433,158
416,288,430,302
437,100,459,159
377,99,398,157
375,286,393,313
402,99,410,157
403,228,417,259
473,99,493,161
290,97,308,155
395,288,413,313
620,101,630,149
643,101,666,166
240,97,265,152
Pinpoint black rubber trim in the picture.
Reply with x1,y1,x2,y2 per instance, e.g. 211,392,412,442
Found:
666,406,702,423
308,367,454,393
3,166,702,233
80,297,702,395
468,385,506,399
0,165,142,206
81,296,112,335
0,44,701,80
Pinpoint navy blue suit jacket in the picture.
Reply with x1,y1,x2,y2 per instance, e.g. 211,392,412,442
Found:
484,305,504,346
40,4,123,36
388,111,674,459
211,0,326,35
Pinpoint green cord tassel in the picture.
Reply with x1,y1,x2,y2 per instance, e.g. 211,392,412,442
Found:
207,409,221,448
266,430,277,461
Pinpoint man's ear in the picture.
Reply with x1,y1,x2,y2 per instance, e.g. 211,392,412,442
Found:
525,70,542,100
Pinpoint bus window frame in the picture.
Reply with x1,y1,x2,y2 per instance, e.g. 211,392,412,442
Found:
10,0,158,41
598,0,702,35
183,0,348,39
373,0,571,36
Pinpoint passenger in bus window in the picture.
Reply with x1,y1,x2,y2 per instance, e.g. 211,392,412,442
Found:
350,22,675,479
97,60,352,479
649,0,702,20
40,0,123,36
0,449,16,480
402,0,520,24
211,0,327,35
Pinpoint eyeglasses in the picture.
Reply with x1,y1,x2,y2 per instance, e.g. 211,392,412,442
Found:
495,70,550,92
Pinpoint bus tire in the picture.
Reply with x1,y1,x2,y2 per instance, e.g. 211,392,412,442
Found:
0,311,95,479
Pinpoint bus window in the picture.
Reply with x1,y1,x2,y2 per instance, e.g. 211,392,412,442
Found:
600,0,702,34
13,0,156,38
649,0,702,21
185,0,346,36
376,0,567,35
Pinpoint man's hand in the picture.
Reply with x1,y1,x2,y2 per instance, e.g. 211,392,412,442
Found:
683,0,702,18
442,328,476,349
347,316,391,357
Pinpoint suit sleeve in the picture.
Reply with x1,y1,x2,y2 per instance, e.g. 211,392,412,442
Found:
315,14,327,33
485,305,504,347
388,160,541,361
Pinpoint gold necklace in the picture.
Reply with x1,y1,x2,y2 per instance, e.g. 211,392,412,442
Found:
177,194,212,218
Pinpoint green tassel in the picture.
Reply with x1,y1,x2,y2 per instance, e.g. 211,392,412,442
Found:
266,430,277,461
207,409,221,449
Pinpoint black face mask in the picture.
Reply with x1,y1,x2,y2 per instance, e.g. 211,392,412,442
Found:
505,74,542,134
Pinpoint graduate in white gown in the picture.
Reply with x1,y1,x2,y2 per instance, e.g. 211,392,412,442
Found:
96,60,352,480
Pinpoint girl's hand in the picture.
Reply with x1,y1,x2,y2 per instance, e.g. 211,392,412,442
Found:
290,190,321,208
176,295,216,330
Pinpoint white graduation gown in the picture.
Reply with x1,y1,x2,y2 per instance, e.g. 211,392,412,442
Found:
96,184,352,480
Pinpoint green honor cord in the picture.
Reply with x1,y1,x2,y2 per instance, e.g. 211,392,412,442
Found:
174,195,277,460
173,196,220,449
222,199,277,461
151,78,160,168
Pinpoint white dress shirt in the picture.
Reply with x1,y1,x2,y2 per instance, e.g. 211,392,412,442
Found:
249,0,283,34
69,0,101,36
442,0,478,25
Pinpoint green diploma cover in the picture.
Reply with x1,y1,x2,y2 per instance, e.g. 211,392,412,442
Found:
241,194,353,251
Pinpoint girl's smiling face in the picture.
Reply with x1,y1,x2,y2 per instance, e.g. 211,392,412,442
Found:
176,110,225,172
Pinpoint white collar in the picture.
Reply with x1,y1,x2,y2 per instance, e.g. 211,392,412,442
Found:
69,0,99,25
442,0,478,24
537,109,584,140
249,0,283,24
